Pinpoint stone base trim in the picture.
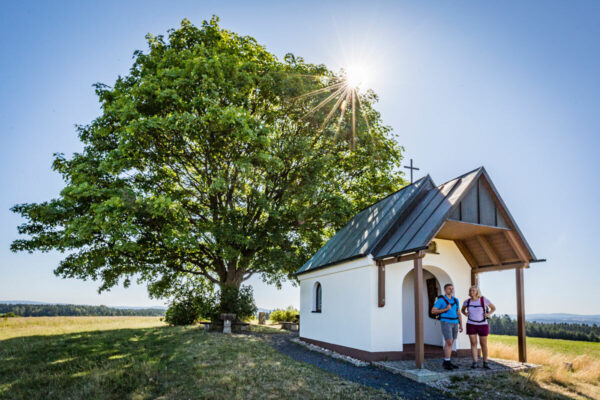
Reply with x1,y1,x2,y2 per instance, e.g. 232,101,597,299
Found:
290,338,369,367
298,337,472,362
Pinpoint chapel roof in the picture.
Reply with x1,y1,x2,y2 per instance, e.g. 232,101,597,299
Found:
295,167,541,275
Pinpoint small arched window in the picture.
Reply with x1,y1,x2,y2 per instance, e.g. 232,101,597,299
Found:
313,282,322,313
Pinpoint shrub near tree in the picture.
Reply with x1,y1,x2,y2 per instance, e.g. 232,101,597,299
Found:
270,307,299,323
164,280,257,325
10,17,405,317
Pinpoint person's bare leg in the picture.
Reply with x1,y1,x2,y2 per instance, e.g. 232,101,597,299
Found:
480,335,488,362
444,339,453,359
469,334,478,362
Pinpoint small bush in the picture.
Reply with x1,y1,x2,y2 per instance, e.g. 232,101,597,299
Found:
1,312,16,318
270,306,299,323
165,298,201,326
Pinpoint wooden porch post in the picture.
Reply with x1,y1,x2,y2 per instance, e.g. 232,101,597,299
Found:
413,254,425,369
377,261,385,307
516,266,527,362
470,270,479,287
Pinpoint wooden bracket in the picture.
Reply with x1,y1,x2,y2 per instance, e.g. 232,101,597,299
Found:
504,230,529,262
476,235,501,266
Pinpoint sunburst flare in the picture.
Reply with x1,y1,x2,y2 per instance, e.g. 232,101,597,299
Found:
294,64,374,147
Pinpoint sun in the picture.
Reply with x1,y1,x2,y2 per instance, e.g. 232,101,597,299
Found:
344,64,370,90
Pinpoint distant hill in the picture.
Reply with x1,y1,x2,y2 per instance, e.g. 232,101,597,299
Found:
504,313,600,326
0,300,166,310
0,303,165,317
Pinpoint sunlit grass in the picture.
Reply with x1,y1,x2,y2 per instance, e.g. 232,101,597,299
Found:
0,316,164,340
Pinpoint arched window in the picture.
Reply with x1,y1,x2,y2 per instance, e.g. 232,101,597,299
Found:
313,282,322,313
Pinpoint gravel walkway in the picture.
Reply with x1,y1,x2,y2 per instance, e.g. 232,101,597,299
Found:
254,332,452,400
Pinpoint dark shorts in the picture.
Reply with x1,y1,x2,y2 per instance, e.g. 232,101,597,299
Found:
466,323,489,336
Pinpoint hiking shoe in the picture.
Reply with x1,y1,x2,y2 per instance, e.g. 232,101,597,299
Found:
449,362,459,369
442,361,453,370
471,361,478,369
483,361,491,370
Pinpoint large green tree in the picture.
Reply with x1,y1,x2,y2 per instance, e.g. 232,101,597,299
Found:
11,18,405,303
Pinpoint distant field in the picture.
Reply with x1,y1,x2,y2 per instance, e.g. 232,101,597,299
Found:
488,334,600,399
0,317,394,400
0,316,165,341
490,334,600,358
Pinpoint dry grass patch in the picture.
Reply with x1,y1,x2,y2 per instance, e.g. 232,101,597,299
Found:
488,335,600,399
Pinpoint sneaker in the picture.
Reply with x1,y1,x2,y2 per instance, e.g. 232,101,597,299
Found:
483,361,491,370
471,361,478,369
442,360,453,370
449,362,459,369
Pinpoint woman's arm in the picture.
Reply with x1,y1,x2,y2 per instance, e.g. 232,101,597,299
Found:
461,304,469,316
485,303,496,318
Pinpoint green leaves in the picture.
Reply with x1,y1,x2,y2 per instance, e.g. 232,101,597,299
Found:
11,18,405,298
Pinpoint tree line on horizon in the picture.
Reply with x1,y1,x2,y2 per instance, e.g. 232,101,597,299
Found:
489,314,599,342
0,304,164,317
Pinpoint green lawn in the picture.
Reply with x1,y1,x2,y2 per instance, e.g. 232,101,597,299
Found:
0,317,394,400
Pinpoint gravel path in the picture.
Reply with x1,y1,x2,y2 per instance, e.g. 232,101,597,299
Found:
255,333,452,400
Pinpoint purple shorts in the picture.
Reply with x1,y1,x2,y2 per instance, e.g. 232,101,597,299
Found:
466,323,489,336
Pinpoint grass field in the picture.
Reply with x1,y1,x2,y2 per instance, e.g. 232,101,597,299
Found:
488,335,600,399
0,317,395,400
2,318,598,400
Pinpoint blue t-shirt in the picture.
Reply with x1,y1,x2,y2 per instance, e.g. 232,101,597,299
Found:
434,295,460,324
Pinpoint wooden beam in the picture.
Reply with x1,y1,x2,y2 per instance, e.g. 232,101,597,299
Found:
504,230,529,262
375,251,426,267
378,261,385,308
413,254,425,369
473,262,528,274
476,235,501,266
455,239,479,269
516,266,527,362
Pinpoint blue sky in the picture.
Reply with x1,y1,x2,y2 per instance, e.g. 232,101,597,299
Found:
1,1,598,314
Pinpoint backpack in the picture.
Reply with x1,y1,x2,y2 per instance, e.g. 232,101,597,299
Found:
435,295,458,321
466,297,488,323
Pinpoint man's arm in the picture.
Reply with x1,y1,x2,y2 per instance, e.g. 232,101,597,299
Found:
431,301,451,315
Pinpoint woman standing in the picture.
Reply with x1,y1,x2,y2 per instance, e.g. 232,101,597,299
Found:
461,286,496,369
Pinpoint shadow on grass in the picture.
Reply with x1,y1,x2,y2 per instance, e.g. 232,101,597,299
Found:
0,326,194,399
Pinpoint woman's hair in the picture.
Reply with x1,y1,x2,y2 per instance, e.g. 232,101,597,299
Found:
469,285,482,298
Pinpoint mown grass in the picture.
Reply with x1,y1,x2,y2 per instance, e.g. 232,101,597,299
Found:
488,335,600,399
0,317,394,400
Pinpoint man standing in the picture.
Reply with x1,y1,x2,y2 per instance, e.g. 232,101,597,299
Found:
432,283,463,370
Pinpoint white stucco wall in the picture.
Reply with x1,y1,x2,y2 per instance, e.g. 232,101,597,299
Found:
298,238,472,353
298,256,375,351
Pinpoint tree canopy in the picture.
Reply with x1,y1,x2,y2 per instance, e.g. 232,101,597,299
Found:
11,17,405,300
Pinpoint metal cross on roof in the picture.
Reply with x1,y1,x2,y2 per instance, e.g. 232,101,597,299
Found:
403,158,420,184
